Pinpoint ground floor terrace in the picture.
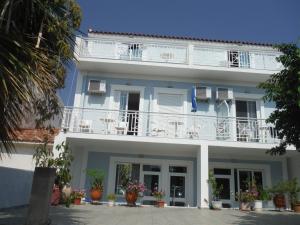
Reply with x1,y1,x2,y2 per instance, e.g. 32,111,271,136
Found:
55,133,300,209
1,204,300,225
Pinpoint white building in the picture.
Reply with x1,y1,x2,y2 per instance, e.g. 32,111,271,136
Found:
0,129,59,209
55,30,300,208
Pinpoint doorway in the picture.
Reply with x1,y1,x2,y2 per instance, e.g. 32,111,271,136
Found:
235,100,258,141
119,91,140,135
169,166,187,206
141,165,162,205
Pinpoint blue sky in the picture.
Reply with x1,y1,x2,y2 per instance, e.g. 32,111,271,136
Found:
59,0,300,105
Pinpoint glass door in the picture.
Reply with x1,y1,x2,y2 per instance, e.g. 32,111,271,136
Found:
119,91,140,135
213,168,234,205
169,166,187,207
141,165,161,205
236,100,258,141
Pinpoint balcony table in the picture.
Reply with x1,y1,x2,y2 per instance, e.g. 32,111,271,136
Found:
99,118,115,134
169,121,184,137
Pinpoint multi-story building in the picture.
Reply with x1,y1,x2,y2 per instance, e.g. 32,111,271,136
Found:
54,30,300,208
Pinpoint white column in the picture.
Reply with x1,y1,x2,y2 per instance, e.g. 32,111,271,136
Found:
197,144,209,208
74,72,83,108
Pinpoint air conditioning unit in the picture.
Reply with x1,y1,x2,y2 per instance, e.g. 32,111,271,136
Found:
88,80,106,94
196,86,212,100
216,87,233,100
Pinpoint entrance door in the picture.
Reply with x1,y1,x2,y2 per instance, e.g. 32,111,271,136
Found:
236,100,258,141
213,168,234,206
141,165,161,205
168,166,187,207
119,91,140,135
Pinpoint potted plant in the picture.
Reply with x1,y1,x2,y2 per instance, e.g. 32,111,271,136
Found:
253,191,263,211
86,169,105,201
153,188,166,208
294,201,300,213
27,138,73,224
125,181,145,206
107,193,116,207
55,142,74,205
249,182,262,211
72,190,85,205
259,188,273,209
269,181,287,210
236,191,255,211
285,178,300,211
208,171,223,209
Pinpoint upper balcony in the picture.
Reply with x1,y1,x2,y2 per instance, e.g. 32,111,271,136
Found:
61,107,279,145
75,33,282,83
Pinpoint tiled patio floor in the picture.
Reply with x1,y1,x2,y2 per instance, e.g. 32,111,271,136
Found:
1,204,300,225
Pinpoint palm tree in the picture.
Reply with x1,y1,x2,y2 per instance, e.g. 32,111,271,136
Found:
0,0,81,155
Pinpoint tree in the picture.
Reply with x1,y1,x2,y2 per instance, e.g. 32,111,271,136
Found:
259,44,300,155
0,0,81,155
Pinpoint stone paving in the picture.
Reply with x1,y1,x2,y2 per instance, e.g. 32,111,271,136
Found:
1,204,300,225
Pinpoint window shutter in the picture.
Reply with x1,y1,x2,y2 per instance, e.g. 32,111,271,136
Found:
157,93,184,114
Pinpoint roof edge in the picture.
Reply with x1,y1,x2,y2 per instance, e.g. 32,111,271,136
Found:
87,29,276,47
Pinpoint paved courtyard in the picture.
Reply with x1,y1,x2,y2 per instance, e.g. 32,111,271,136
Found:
1,204,300,225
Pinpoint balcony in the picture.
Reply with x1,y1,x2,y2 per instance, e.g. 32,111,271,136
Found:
61,107,278,144
76,37,282,73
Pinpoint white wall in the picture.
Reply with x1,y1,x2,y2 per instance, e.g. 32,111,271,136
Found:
0,143,36,209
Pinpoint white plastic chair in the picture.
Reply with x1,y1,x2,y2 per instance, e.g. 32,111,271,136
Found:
115,121,128,135
79,120,92,133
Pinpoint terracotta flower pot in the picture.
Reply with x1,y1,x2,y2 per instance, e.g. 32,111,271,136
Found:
125,192,138,206
157,200,165,208
294,203,300,213
273,194,286,209
90,189,103,201
74,198,81,205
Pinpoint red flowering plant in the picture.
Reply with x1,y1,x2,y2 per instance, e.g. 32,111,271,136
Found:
72,189,86,199
125,181,146,196
152,187,165,201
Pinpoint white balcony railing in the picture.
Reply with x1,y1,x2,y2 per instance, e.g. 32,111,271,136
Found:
62,107,279,144
77,37,282,71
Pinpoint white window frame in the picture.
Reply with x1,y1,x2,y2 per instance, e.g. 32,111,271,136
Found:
109,84,145,112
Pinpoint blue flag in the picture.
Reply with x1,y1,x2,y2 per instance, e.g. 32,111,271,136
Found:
191,86,197,112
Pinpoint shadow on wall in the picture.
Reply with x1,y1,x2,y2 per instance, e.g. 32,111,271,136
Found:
231,211,300,225
0,167,34,209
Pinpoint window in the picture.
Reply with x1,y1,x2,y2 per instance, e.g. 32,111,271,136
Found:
115,163,140,195
214,168,231,175
169,166,187,173
120,43,142,60
238,170,263,192
228,51,250,68
143,165,161,172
